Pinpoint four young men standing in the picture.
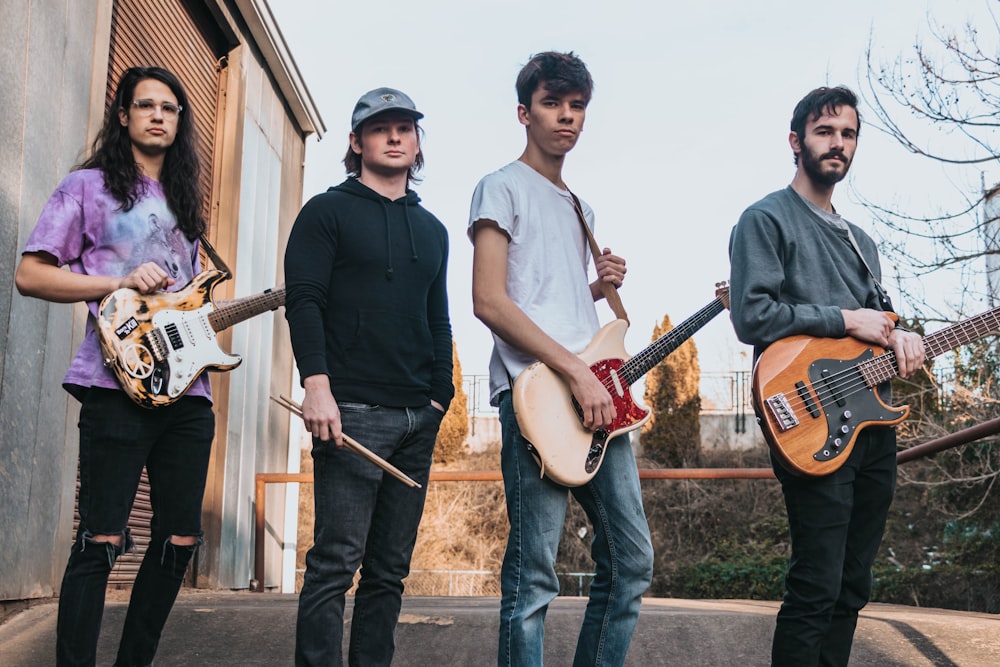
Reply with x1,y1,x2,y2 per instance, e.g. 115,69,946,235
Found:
19,50,929,667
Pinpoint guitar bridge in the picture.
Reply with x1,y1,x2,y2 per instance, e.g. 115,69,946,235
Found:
764,393,798,432
144,328,169,362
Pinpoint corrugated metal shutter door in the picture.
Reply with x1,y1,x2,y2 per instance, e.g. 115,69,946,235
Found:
72,0,225,587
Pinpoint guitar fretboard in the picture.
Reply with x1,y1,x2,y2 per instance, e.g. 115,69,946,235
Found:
620,296,727,385
208,287,286,332
859,306,1000,387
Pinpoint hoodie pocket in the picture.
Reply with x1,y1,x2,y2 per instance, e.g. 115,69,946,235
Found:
337,309,433,384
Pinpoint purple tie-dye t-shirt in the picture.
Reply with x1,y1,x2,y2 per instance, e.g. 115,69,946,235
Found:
24,168,212,402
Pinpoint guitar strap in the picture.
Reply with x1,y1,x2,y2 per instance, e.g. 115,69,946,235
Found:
198,233,232,277
842,224,895,314
568,192,629,324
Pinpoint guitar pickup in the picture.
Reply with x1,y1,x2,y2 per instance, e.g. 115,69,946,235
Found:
764,393,798,432
164,322,184,350
821,368,847,407
795,381,821,418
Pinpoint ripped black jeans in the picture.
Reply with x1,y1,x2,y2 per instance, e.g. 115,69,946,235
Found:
56,388,214,667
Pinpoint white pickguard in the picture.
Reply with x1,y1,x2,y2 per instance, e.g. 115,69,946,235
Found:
151,304,242,397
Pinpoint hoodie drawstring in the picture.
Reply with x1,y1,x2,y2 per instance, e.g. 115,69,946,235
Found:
381,199,394,281
382,197,419,281
404,203,418,263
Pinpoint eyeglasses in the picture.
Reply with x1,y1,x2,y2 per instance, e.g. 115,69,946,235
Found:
129,99,183,120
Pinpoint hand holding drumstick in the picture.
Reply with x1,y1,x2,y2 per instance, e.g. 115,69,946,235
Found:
271,394,421,489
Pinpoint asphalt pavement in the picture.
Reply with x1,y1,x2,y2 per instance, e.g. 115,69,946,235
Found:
1,592,998,666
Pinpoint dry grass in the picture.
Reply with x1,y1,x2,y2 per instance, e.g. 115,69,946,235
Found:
410,443,507,574
295,441,508,594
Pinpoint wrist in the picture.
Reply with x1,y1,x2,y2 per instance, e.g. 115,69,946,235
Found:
303,374,331,391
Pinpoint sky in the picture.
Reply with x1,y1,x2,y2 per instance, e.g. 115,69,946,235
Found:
268,0,998,413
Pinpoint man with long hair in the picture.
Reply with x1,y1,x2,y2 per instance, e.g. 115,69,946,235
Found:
728,86,925,666
469,51,654,666
16,66,215,667
285,87,453,667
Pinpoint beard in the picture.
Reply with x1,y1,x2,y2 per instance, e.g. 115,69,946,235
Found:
799,143,851,187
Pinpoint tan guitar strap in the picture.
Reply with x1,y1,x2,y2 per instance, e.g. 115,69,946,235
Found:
568,192,629,324
199,233,232,277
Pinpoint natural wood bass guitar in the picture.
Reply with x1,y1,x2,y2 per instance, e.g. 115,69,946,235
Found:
96,269,284,408
513,283,730,486
753,305,1000,477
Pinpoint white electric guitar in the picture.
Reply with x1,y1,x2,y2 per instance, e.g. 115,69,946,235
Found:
96,269,284,408
513,283,730,486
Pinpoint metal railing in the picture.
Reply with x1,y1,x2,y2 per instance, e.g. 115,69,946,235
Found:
251,417,1000,591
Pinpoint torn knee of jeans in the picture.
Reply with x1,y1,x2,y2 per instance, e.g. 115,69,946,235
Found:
158,533,204,567
79,529,131,568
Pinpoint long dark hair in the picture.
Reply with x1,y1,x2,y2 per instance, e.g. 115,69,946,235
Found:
79,66,205,239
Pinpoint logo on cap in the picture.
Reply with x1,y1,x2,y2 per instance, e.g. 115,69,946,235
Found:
381,94,395,103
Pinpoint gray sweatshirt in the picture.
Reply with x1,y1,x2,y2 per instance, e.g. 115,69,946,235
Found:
728,186,887,359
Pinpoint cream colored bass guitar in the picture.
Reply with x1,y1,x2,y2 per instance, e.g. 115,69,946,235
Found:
512,283,730,486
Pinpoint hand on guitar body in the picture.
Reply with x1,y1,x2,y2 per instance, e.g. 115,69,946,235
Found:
752,305,1000,477
842,308,925,377
564,356,617,431
17,253,175,304
513,284,731,486
578,246,626,428
116,261,175,294
95,271,285,408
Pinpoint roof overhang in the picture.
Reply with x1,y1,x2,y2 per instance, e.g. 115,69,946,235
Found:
234,0,326,139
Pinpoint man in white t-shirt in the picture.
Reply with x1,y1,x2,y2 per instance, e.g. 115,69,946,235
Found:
469,51,653,666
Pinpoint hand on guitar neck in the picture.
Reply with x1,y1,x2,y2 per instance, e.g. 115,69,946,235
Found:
842,308,925,377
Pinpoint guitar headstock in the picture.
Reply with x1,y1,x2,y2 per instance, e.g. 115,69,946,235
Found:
715,280,731,310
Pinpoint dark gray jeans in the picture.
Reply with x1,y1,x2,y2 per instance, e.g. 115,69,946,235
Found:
295,402,443,667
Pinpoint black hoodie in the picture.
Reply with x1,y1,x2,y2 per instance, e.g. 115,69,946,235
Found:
284,178,454,409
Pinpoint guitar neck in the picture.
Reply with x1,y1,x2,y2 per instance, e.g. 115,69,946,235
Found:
208,287,286,332
861,306,1000,386
620,297,727,385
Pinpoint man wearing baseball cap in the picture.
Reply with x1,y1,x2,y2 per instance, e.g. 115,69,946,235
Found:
285,87,453,667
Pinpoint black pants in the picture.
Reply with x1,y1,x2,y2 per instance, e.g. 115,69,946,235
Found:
770,427,897,667
56,388,214,667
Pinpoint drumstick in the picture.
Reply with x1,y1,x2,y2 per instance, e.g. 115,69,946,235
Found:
271,395,421,489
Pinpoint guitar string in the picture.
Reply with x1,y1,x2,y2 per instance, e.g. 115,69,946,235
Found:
773,310,1000,421
591,298,725,396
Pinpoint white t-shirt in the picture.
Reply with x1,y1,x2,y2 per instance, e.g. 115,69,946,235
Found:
468,160,601,405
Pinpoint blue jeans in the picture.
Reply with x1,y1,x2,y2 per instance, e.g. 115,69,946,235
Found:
770,427,897,667
497,391,653,667
56,388,214,667
295,402,443,667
